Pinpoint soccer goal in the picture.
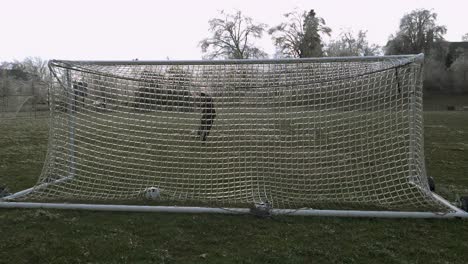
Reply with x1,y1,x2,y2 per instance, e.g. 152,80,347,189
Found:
1,54,467,218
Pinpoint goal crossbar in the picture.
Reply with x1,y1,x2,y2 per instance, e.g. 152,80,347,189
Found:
50,54,424,66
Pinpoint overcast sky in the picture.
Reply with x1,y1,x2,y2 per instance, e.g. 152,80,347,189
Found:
1,0,466,62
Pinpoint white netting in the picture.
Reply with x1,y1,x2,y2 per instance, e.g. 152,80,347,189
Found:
22,55,446,211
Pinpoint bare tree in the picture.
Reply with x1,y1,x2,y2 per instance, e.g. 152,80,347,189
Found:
448,48,468,94
22,57,49,82
463,33,468,41
199,10,268,59
269,9,331,58
0,61,29,80
385,9,447,55
325,30,381,57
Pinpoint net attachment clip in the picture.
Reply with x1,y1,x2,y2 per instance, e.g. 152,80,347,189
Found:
250,201,272,217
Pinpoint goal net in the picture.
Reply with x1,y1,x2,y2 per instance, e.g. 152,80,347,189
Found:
11,55,450,212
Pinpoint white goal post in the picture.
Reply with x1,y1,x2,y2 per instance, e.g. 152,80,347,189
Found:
1,54,467,218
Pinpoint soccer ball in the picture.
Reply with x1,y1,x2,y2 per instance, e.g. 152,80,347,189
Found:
144,187,160,200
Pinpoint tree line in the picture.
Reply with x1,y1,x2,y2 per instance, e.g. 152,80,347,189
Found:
0,57,49,82
200,8,465,60
199,8,467,94
200,9,377,59
1,8,466,95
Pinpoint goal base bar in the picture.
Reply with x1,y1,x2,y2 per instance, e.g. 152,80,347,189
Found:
1,201,467,219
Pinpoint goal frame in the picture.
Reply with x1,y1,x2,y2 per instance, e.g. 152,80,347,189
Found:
1,54,467,219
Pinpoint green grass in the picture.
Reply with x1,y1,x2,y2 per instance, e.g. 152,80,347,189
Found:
0,119,48,191
1,111,468,263
423,94,468,111
423,111,468,201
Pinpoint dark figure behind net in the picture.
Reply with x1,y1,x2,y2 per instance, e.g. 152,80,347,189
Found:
197,92,216,142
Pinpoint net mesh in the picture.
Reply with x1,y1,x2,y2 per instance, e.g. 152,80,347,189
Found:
21,55,447,211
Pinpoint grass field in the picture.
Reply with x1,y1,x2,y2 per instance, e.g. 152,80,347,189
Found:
1,111,468,263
